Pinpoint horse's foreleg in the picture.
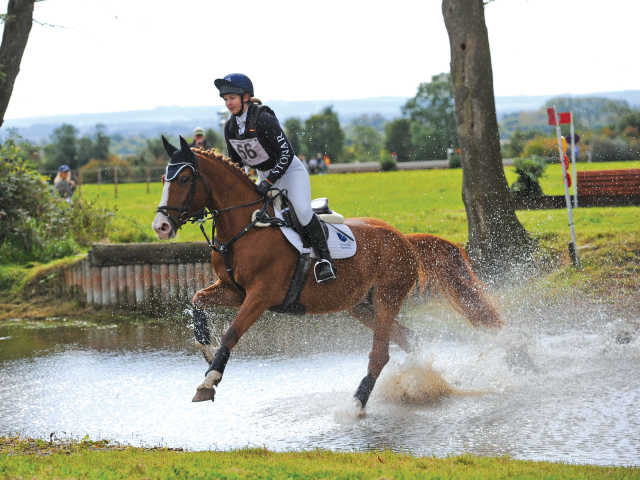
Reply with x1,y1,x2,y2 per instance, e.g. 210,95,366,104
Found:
192,292,268,403
192,279,244,308
191,280,244,364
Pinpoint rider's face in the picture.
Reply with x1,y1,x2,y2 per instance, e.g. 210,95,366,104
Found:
224,93,248,115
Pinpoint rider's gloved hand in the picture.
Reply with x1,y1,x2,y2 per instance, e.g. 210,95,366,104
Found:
255,180,272,196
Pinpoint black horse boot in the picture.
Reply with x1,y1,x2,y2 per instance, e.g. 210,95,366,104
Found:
302,214,337,283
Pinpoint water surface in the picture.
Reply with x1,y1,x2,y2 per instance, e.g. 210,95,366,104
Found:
1,305,638,466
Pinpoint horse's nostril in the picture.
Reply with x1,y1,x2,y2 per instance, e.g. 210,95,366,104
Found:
161,223,169,231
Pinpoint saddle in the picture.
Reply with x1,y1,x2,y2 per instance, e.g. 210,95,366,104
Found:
252,194,355,315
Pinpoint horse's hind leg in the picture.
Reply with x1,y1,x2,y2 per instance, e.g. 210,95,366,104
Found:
353,286,404,410
350,292,416,353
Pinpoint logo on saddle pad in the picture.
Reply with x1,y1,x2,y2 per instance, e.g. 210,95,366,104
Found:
337,231,348,242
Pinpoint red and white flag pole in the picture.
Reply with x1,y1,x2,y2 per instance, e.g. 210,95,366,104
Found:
548,106,580,267
570,114,578,208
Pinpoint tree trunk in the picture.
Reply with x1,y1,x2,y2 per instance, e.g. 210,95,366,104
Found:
442,0,532,279
0,0,34,128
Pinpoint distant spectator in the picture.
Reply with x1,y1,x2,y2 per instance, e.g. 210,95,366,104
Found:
308,153,322,174
190,126,211,149
322,154,331,173
53,164,76,201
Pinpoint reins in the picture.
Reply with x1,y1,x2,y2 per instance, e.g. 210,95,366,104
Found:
195,194,274,295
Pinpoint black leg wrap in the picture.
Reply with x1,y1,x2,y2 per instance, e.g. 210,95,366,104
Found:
354,373,377,407
205,345,230,377
192,307,211,345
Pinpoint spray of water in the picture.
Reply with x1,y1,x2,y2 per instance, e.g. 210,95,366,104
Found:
376,354,481,405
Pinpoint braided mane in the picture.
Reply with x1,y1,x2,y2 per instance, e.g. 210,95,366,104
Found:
192,147,256,190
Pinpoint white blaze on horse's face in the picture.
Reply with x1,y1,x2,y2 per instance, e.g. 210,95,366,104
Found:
152,180,175,239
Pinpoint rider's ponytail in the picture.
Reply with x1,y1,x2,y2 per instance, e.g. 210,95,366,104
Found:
249,97,262,105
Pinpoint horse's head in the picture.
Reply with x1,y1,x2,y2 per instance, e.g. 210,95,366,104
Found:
152,136,210,239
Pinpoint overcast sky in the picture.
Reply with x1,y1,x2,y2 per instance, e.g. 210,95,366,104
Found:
3,0,639,119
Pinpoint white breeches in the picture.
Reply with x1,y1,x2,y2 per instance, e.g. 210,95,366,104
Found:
258,156,313,226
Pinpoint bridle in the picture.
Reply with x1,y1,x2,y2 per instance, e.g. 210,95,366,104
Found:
156,158,282,294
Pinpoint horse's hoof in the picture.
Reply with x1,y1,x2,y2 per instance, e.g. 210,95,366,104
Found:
353,398,366,418
192,387,215,402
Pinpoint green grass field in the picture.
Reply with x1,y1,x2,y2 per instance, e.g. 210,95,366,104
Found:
2,437,638,480
82,161,640,248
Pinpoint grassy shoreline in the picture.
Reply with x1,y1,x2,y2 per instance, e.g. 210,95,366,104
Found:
1,436,638,479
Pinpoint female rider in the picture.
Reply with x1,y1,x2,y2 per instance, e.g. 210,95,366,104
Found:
214,73,336,283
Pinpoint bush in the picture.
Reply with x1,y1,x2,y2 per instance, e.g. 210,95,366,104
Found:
590,137,636,162
379,150,397,171
521,136,557,160
510,155,547,198
0,139,114,264
380,158,397,171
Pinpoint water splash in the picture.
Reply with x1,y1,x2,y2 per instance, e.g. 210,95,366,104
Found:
377,354,480,405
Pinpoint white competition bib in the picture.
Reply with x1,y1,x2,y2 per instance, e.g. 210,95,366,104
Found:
229,138,270,166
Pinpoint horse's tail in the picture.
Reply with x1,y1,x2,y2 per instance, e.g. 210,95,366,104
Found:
406,233,502,329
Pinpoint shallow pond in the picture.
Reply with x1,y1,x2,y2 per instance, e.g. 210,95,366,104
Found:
0,302,638,466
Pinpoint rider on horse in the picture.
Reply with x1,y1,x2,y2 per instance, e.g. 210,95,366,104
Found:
214,73,336,284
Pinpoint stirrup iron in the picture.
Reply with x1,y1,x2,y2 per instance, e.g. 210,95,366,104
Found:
314,258,336,283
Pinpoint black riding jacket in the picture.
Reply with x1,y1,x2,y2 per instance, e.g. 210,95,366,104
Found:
224,103,296,185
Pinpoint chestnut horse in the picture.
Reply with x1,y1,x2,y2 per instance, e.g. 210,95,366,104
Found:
152,137,500,413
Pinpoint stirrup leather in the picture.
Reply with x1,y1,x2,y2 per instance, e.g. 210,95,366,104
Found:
314,258,336,283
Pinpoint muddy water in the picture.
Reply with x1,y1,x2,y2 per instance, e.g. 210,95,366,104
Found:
0,305,638,466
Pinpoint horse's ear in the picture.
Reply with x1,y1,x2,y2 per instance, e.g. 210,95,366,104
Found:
162,136,177,157
179,135,190,152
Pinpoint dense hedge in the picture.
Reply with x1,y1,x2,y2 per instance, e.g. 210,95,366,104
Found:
0,140,114,263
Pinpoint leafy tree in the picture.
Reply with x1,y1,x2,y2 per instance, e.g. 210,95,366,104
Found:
303,106,345,161
284,117,304,156
76,135,93,166
144,137,168,165
503,128,543,158
351,113,386,131
403,72,458,159
43,123,78,170
204,128,224,150
348,124,382,161
384,118,412,161
92,123,110,160
617,110,640,137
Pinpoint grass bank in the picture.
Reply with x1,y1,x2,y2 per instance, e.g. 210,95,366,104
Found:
1,436,638,479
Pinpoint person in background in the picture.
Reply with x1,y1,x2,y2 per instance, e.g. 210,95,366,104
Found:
190,127,211,149
322,153,331,173
53,164,76,201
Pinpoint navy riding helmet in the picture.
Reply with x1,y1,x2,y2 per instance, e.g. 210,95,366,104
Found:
214,73,254,98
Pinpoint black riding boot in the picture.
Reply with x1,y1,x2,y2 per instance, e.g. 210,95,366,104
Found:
302,214,337,283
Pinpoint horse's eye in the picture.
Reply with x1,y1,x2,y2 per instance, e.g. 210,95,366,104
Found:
179,175,190,184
